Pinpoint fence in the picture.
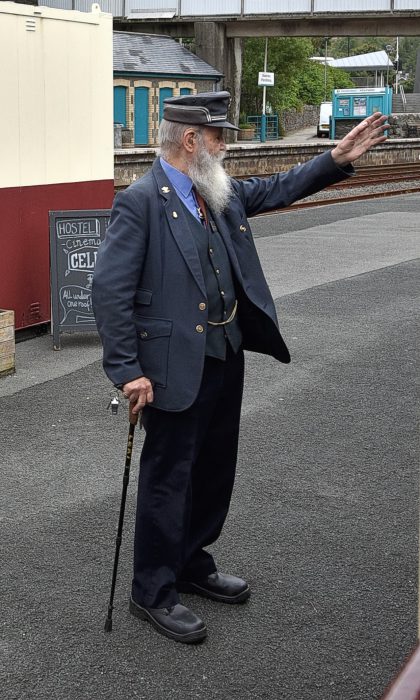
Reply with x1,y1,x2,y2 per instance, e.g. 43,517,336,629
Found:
246,115,279,140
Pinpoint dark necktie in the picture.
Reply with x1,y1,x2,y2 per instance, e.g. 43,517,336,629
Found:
193,188,208,226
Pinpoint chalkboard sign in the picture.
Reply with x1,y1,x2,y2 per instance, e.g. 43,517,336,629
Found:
49,209,111,349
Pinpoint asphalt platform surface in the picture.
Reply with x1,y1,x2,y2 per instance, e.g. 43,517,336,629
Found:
1,194,419,700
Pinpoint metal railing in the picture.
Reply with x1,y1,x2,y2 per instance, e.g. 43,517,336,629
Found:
246,115,279,141
33,0,405,18
399,83,407,112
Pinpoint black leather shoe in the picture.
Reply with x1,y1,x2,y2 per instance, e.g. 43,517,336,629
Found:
129,597,207,644
177,572,250,604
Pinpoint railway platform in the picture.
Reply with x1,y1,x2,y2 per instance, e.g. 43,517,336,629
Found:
1,193,419,700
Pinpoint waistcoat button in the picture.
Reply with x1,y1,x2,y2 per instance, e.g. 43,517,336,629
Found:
196,324,204,333
199,302,206,311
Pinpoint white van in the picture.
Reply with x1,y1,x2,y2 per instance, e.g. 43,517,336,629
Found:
317,101,332,137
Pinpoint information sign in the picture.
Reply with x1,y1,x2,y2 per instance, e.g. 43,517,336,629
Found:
258,72,275,86
49,209,111,349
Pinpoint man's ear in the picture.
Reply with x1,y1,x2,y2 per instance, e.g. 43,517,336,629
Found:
183,128,197,153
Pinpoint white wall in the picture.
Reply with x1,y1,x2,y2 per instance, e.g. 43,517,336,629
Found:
394,0,420,8
0,2,114,188
244,0,311,13
180,0,241,15
314,0,390,10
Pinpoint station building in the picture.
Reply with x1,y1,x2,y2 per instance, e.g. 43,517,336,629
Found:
113,32,223,147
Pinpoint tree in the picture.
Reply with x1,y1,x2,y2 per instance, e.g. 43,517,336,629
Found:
240,37,353,116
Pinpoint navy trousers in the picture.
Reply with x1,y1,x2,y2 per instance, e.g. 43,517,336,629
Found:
131,346,245,608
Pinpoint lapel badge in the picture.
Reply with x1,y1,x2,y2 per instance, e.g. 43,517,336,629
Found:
161,186,170,193
172,211,178,219
239,225,247,232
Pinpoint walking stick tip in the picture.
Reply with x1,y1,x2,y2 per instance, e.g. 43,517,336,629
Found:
104,617,113,633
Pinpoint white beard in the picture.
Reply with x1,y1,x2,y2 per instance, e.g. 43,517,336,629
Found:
187,146,232,215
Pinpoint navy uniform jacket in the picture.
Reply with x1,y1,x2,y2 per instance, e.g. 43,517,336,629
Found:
92,152,352,411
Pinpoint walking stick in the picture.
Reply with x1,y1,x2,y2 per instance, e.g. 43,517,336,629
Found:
104,404,140,633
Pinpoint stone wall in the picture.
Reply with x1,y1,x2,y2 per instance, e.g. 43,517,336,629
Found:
280,105,319,135
388,113,420,138
114,139,420,186
281,108,420,139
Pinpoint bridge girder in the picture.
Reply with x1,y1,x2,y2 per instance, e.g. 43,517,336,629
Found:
115,14,420,38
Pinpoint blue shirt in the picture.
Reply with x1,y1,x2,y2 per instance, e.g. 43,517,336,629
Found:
160,157,202,223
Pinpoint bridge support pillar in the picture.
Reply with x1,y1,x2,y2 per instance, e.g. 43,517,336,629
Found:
194,22,242,142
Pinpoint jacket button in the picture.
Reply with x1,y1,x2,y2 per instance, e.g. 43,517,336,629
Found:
196,324,204,333
240,225,247,232
199,302,206,311
140,331,148,339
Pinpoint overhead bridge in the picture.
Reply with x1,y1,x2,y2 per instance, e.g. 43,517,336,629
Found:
36,1,420,36
40,0,420,132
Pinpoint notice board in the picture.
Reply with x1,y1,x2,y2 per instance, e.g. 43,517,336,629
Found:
49,209,111,349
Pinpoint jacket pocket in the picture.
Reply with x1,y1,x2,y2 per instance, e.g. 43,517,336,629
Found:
133,316,172,388
134,288,153,306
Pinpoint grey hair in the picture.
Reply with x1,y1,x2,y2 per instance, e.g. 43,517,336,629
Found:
158,119,202,158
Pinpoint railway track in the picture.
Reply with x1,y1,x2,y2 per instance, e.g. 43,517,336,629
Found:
330,163,420,188
264,162,420,212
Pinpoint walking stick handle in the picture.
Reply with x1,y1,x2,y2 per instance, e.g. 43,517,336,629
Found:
129,403,140,426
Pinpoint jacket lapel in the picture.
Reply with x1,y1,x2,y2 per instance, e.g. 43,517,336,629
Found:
152,160,206,296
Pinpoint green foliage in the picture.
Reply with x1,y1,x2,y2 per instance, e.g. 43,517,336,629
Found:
299,62,354,105
241,37,354,115
399,37,420,76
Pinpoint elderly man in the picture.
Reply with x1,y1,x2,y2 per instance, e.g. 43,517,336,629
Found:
93,91,387,644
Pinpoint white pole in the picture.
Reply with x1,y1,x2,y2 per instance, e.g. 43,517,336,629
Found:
261,37,268,142
262,37,268,116
395,36,399,93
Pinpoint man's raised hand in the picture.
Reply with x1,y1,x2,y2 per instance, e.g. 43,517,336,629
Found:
331,112,388,167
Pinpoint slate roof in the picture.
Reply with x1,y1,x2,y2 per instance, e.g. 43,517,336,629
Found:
332,50,393,71
113,31,223,78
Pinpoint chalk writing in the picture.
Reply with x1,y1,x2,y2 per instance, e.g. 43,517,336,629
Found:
56,218,100,238
59,285,93,324
67,246,98,272
50,209,111,348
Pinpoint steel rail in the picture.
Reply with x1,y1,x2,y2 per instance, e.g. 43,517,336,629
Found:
264,185,420,215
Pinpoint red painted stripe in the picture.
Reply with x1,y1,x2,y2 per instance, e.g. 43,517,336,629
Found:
0,180,114,329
